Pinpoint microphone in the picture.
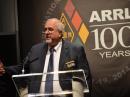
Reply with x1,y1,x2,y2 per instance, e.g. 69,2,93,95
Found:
22,56,29,74
22,56,38,74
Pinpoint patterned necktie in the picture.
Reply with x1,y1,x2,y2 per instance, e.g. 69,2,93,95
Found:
45,48,54,94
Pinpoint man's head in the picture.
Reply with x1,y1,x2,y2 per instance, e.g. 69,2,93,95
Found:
43,18,64,47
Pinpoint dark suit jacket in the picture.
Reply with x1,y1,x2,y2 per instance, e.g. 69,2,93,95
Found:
6,39,91,96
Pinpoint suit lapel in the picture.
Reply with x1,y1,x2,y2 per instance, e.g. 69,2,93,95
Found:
35,43,48,92
39,43,48,72
59,40,69,71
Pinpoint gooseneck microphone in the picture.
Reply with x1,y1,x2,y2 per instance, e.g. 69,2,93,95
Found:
22,56,38,74
22,56,29,74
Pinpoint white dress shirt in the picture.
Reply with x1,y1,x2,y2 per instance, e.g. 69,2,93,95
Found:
40,41,62,94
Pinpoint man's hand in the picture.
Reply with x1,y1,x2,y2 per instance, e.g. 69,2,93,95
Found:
0,60,5,76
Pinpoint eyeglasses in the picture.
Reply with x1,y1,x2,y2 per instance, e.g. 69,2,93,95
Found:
43,27,54,32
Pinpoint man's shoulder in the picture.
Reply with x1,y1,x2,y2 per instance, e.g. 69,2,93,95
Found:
63,40,84,49
31,42,46,49
64,40,82,47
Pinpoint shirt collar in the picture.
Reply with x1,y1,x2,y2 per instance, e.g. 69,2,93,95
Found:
54,41,62,52
48,40,62,52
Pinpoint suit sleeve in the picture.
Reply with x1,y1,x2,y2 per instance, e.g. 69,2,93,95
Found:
76,46,92,96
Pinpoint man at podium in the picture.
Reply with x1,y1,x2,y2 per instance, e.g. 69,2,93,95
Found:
0,18,91,97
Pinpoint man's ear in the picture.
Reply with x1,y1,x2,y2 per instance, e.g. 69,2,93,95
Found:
59,34,61,37
59,32,63,38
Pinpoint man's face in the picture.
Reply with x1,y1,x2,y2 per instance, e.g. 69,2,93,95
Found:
43,20,61,47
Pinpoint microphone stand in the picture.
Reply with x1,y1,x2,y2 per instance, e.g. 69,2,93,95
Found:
22,57,39,74
22,56,29,74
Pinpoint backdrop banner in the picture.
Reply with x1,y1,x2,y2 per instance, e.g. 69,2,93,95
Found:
18,0,130,97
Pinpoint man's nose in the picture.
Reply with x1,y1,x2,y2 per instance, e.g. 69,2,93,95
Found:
45,30,50,34
42,31,50,35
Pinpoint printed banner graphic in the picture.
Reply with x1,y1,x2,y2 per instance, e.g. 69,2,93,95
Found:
57,0,130,97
